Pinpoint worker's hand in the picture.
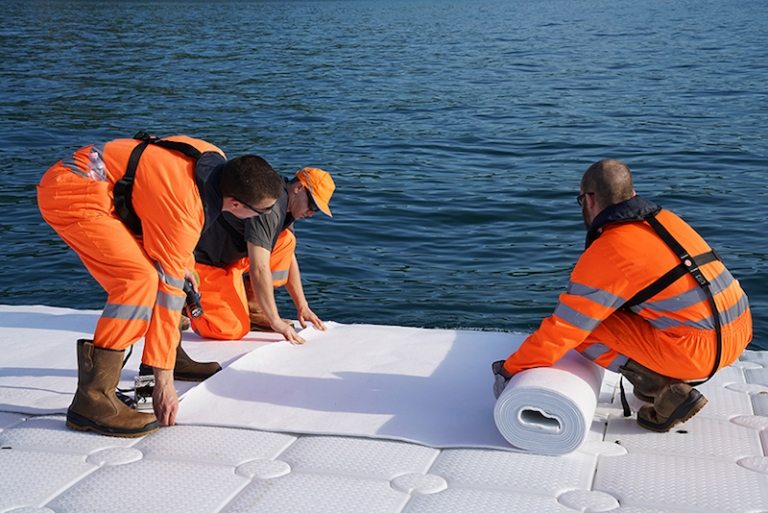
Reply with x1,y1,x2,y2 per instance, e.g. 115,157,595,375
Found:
152,368,179,426
274,320,306,345
184,268,199,292
297,304,326,331
492,360,513,399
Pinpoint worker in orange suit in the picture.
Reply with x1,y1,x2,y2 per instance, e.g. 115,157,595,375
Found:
190,167,335,345
37,133,284,437
493,159,752,432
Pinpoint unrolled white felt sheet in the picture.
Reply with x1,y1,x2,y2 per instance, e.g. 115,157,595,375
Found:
178,322,604,452
0,304,278,414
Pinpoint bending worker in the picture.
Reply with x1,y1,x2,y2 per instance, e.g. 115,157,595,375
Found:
493,159,752,432
190,167,335,345
38,133,284,437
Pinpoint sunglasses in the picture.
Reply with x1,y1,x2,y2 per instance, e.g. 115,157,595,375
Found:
306,189,319,212
576,192,594,207
235,197,275,215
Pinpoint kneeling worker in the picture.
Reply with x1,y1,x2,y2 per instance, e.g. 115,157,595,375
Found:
38,133,284,437
191,167,335,345
493,159,752,432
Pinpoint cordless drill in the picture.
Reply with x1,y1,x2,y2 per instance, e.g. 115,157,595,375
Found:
183,278,203,318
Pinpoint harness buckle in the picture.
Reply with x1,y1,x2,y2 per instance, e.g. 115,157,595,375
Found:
133,131,157,142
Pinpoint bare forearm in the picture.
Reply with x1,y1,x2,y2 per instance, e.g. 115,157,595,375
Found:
250,266,281,324
285,256,307,310
247,242,305,343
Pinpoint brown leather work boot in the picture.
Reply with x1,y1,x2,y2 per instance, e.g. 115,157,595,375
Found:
139,339,222,382
637,383,708,432
173,342,221,382
618,360,678,403
66,339,159,438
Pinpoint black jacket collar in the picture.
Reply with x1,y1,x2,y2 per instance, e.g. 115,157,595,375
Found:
585,196,661,248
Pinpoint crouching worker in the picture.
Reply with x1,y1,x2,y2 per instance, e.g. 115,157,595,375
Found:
493,159,752,432
37,133,283,437
190,167,335,345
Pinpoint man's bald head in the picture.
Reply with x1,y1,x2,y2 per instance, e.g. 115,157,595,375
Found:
581,159,635,209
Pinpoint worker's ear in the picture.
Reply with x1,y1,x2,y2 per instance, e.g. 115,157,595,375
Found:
222,196,242,213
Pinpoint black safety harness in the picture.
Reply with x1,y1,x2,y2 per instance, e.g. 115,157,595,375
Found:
113,131,204,236
586,198,725,416
623,214,724,381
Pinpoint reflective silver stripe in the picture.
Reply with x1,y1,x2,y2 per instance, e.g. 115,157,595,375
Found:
719,294,750,325
154,262,185,290
581,342,610,361
166,274,185,290
649,314,713,331
641,287,708,314
567,282,624,309
553,303,601,332
606,354,629,373
157,290,186,311
639,269,735,313
102,303,152,322
579,343,627,372
272,270,289,282
648,293,749,331
711,269,736,294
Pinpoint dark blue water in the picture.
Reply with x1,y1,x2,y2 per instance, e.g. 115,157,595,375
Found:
1,0,766,349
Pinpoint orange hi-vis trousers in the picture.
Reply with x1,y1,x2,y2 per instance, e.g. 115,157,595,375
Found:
574,307,752,379
190,229,296,340
37,163,188,369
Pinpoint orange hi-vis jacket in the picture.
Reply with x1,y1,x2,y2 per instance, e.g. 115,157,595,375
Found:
37,136,225,369
503,196,752,380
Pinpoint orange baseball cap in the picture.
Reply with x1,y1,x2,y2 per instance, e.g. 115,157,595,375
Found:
296,167,335,217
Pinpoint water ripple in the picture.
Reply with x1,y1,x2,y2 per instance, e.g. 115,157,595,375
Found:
0,0,765,349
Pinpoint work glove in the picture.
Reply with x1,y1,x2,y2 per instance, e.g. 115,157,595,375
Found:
492,360,513,399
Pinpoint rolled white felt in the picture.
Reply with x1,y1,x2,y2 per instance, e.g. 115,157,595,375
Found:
494,351,604,455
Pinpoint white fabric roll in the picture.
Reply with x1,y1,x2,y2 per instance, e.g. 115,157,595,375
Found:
493,351,604,455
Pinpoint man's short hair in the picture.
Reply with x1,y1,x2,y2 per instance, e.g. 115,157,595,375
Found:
220,155,283,204
582,159,635,207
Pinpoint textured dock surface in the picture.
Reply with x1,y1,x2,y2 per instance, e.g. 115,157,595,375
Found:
1,305,766,513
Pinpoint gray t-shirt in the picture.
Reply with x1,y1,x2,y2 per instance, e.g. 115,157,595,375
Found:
194,183,294,269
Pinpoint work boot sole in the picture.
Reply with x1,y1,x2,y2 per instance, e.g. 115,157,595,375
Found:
66,410,159,438
637,389,708,433
174,366,221,382
174,374,207,382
